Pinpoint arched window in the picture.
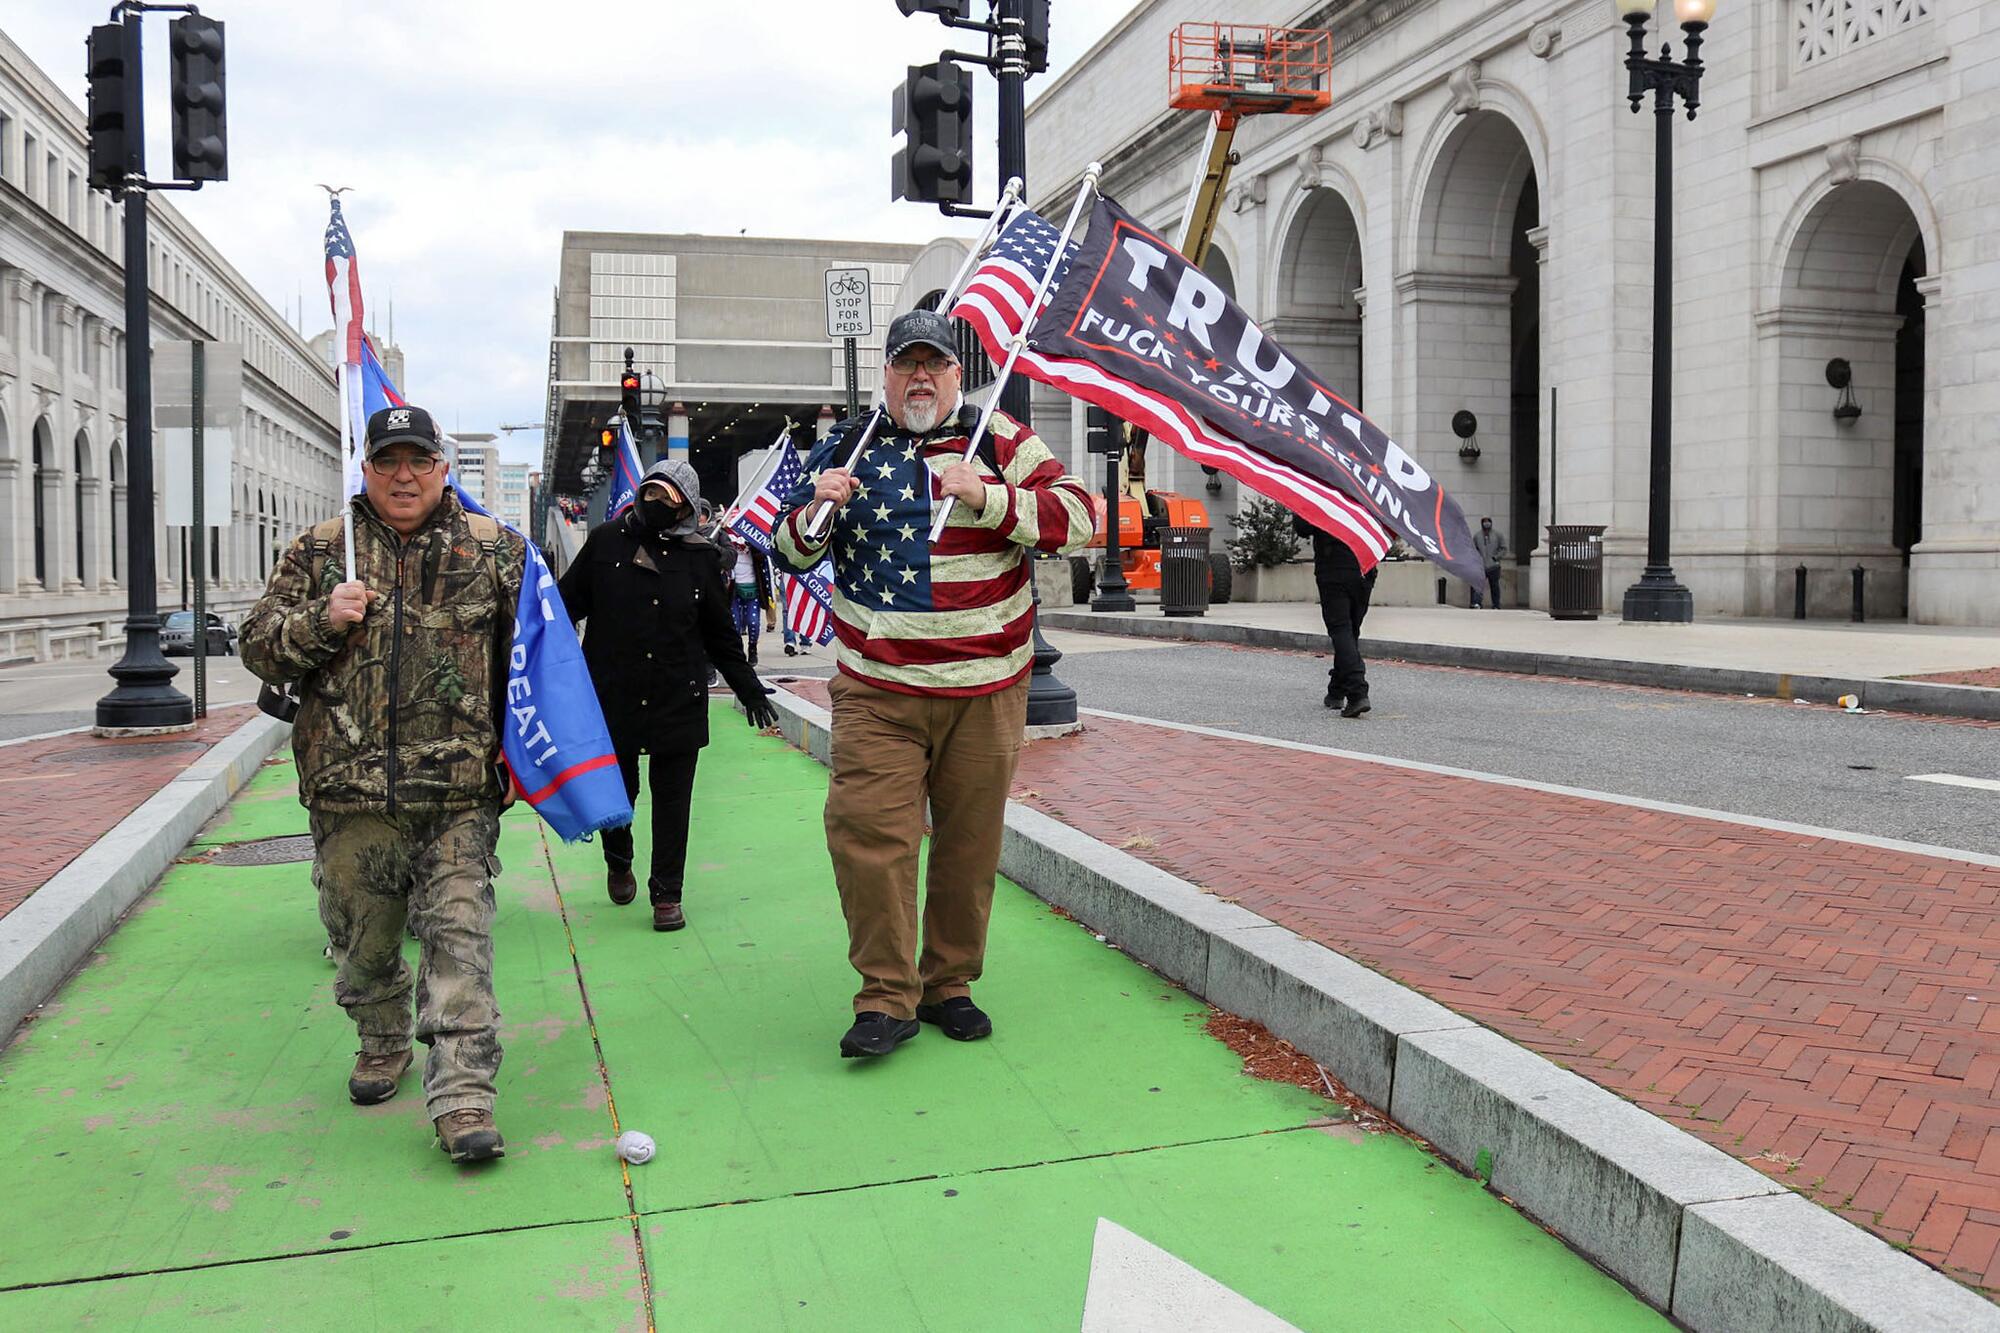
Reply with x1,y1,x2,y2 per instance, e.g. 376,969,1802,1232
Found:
74,433,88,583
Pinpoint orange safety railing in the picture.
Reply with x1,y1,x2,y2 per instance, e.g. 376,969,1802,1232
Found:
1168,22,1333,115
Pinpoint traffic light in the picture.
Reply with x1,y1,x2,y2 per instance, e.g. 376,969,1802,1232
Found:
619,371,642,433
891,61,973,206
168,15,227,182
1023,0,1050,74
85,24,130,192
600,426,616,451
895,1,968,16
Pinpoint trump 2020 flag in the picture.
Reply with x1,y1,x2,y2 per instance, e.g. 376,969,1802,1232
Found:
781,561,837,647
604,417,644,523
977,195,1481,584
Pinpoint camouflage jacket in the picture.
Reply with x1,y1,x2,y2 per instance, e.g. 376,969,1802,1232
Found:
241,488,526,814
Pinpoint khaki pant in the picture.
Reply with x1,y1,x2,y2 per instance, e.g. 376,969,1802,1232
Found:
310,806,503,1118
824,672,1029,1019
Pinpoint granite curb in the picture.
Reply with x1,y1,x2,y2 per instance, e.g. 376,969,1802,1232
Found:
0,712,290,1044
752,684,2000,1331
1037,609,2000,721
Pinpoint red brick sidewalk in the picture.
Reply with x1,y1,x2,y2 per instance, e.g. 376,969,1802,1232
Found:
787,678,1999,1298
0,707,256,923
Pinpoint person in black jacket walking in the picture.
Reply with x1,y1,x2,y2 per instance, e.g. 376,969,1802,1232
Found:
1294,515,1378,718
559,460,779,931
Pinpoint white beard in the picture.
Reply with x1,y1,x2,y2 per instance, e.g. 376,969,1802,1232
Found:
897,389,959,435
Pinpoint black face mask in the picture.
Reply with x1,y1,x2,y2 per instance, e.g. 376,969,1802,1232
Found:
638,496,682,531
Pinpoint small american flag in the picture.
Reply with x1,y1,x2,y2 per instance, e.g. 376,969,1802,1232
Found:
952,207,1390,569
782,560,837,646
727,443,804,555
323,198,365,368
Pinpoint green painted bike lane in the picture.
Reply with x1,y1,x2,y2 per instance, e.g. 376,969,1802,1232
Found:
0,711,1668,1330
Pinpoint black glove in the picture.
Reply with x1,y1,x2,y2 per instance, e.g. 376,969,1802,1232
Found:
742,694,780,730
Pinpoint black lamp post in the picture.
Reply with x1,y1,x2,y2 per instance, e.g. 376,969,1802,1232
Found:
1615,0,1713,625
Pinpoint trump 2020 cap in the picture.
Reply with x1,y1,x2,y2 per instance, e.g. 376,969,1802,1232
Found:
364,404,444,458
884,309,960,363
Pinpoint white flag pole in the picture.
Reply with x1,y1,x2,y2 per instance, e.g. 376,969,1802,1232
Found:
929,162,1102,544
338,362,358,579
800,176,1023,548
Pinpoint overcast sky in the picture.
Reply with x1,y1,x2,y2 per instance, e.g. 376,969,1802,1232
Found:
8,1,1140,463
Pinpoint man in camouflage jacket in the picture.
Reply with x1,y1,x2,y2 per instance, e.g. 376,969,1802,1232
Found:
242,404,523,1165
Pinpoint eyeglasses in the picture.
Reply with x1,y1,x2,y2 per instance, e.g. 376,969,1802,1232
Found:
367,453,440,476
887,353,958,377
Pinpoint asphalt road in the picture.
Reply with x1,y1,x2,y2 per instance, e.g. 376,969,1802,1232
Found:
1034,636,2000,860
0,655,262,742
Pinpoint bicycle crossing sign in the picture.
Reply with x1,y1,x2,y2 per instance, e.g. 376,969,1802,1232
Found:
824,266,872,339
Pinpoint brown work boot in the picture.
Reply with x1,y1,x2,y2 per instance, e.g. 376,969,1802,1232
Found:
347,1048,412,1105
652,900,686,932
434,1107,506,1163
606,865,638,906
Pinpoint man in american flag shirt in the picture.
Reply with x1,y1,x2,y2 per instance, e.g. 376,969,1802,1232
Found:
775,309,1095,1059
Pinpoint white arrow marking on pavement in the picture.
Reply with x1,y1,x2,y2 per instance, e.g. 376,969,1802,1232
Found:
1907,773,2000,793
1080,1218,1301,1332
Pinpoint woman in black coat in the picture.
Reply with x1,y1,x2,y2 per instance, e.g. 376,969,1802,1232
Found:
558,459,779,931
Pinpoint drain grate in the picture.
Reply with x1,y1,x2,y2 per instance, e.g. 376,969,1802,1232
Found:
203,834,317,866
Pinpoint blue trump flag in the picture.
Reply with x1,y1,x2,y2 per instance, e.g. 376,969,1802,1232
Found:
359,343,631,842
604,416,644,523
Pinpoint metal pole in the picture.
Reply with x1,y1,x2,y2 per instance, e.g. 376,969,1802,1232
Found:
844,336,859,419
1088,407,1133,612
192,340,207,719
1618,70,1693,623
994,0,1074,728
95,9,191,731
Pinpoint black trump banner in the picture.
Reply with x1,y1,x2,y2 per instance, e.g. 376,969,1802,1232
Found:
1029,196,1483,586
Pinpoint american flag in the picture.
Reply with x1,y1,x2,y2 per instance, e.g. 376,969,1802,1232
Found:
781,560,837,646
952,208,1390,569
726,443,804,555
324,197,368,501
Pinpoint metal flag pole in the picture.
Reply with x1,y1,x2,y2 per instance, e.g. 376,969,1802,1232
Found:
929,162,1102,544
708,419,797,540
801,175,1025,547
338,362,358,579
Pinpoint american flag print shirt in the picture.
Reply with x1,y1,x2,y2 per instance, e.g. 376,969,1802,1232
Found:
775,410,1095,697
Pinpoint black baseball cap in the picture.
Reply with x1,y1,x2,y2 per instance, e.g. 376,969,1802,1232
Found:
364,404,444,458
884,310,960,363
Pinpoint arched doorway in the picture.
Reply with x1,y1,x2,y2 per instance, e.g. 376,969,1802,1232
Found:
74,430,96,588
1769,181,1926,617
109,441,125,585
32,418,53,589
0,407,13,593
1406,110,1543,598
1272,189,1364,404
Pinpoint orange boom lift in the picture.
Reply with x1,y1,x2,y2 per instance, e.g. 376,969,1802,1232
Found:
1076,24,1333,604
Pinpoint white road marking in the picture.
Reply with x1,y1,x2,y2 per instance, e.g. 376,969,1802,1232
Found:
0,725,93,748
1081,1218,1299,1332
1908,773,2000,793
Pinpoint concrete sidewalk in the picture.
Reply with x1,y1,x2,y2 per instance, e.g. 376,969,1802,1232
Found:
0,710,1662,1330
1040,603,2000,718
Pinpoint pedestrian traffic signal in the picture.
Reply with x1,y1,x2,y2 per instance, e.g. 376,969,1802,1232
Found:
168,15,227,183
619,371,642,431
85,24,130,192
600,427,616,451
1023,0,1051,74
895,0,968,17
891,61,973,207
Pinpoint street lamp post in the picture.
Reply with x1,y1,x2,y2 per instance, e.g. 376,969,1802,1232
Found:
1615,0,1712,625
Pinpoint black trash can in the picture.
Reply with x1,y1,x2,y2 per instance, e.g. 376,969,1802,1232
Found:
1545,524,1607,621
1159,526,1211,618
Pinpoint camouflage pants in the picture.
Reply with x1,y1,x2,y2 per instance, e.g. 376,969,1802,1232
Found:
309,806,503,1118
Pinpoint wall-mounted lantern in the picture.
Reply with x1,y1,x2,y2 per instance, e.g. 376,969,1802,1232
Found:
1826,358,1862,425
1452,409,1480,461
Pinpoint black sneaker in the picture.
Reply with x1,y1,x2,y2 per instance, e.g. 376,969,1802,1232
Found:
1322,688,1342,710
783,644,798,657
1341,692,1371,718
916,996,993,1042
839,1011,920,1059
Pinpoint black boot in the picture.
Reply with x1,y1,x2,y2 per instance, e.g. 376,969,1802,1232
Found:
1341,691,1371,718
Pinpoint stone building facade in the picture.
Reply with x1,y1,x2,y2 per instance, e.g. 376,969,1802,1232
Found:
0,29,339,662
1020,0,1995,623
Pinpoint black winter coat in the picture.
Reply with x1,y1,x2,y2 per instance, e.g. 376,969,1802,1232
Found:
1293,514,1373,584
558,517,762,755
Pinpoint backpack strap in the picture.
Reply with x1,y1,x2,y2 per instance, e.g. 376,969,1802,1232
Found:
464,513,504,598
306,516,347,591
